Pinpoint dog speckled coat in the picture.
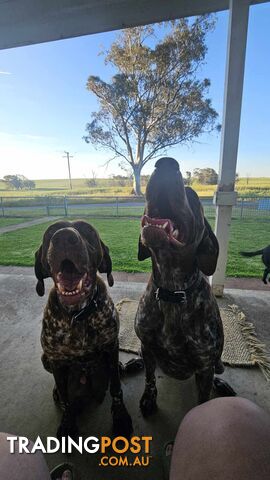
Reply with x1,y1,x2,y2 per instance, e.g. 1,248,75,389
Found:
35,220,132,438
135,158,234,416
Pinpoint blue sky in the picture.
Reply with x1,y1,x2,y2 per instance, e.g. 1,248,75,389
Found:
0,3,269,180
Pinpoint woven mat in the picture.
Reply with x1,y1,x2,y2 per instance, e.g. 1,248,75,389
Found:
117,299,270,381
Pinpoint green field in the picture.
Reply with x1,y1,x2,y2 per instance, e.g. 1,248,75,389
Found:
0,217,269,277
0,176,270,198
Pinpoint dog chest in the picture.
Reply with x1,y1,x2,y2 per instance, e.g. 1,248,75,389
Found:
41,306,119,360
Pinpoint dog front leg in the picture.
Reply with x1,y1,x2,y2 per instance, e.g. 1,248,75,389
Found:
195,367,214,404
53,367,79,439
108,345,133,438
140,344,157,417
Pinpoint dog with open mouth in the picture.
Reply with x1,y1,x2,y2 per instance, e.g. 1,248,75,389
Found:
35,220,132,438
135,157,235,416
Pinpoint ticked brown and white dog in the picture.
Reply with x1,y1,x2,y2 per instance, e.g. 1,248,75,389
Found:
35,220,132,438
135,158,235,416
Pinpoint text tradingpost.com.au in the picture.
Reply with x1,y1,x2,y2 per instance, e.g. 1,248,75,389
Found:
6,435,153,468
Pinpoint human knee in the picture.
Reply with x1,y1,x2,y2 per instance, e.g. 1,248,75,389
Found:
180,396,269,435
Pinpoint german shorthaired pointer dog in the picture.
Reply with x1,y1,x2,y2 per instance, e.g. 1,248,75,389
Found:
240,245,270,284
135,157,234,416
35,220,132,438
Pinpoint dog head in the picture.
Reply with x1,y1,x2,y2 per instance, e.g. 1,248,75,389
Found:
34,220,114,306
138,157,218,275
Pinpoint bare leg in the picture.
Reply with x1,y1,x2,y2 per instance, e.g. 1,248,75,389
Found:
0,433,50,480
170,397,270,480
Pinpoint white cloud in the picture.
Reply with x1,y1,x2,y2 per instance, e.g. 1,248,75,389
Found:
0,70,11,75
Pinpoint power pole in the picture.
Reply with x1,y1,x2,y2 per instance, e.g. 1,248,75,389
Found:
63,151,73,190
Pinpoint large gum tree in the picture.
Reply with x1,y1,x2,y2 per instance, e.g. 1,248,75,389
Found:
83,17,219,196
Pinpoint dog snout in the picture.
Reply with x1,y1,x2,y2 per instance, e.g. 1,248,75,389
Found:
155,157,179,171
51,227,82,248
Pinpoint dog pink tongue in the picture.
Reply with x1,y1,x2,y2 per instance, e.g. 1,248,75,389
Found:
57,272,82,291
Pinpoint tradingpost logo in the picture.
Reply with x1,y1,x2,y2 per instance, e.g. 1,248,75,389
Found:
7,435,153,467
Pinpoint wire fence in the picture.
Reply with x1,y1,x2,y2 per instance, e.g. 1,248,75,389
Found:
0,195,270,220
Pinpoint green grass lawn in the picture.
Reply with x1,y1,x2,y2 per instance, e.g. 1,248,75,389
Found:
0,217,33,227
0,217,269,277
0,218,151,272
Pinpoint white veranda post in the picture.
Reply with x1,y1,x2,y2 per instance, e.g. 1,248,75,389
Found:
212,0,250,296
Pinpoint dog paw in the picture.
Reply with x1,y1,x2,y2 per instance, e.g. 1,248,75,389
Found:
140,388,157,417
112,402,133,438
120,358,144,376
213,377,236,397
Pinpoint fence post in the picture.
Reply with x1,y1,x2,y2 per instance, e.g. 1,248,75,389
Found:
64,196,68,216
0,197,4,217
240,197,244,219
116,197,119,217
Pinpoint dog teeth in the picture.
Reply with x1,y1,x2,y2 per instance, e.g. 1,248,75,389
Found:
57,283,65,294
162,222,168,229
75,279,83,291
61,290,80,296
172,229,179,238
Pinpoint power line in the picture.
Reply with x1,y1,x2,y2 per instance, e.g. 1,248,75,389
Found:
62,151,74,190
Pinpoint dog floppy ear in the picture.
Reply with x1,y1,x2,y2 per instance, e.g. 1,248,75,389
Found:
34,245,50,296
98,240,114,287
185,187,218,276
138,235,151,261
196,218,219,276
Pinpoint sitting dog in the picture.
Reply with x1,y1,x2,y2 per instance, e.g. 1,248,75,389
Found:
35,220,132,438
135,158,234,415
240,245,270,284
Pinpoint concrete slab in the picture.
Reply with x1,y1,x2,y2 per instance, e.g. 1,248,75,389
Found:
0,272,269,479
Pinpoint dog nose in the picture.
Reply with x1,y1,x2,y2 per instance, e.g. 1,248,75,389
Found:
66,231,80,245
51,227,80,246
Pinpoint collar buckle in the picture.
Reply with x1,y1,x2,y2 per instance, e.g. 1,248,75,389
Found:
173,290,187,303
155,287,187,304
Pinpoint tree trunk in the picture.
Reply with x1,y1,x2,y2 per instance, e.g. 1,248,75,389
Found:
132,165,142,196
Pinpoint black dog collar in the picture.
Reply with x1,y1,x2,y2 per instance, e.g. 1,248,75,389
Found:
154,271,202,304
155,287,187,304
71,286,99,326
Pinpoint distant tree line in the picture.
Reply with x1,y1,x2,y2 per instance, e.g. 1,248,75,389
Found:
85,172,150,190
84,168,219,191
2,168,224,194
83,167,221,194
2,175,35,190
191,168,218,185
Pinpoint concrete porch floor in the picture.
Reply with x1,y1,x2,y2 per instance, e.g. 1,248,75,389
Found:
0,268,269,480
